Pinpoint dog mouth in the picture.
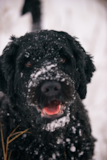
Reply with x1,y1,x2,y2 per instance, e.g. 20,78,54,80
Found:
36,99,64,118
43,100,61,115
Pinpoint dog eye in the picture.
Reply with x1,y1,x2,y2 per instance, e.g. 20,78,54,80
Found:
60,57,66,63
25,61,33,67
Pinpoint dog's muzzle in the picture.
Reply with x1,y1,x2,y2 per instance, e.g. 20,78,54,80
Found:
27,63,75,119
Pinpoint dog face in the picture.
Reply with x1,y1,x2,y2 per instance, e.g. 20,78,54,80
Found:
0,30,95,130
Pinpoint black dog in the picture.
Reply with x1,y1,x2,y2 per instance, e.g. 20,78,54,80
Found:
0,30,96,160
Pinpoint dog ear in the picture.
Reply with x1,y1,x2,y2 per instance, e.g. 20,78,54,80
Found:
0,56,7,93
0,36,19,100
65,34,95,99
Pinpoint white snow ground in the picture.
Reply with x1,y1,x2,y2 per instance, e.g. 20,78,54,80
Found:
0,0,107,159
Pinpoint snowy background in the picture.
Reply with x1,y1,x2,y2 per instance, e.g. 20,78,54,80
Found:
0,0,107,159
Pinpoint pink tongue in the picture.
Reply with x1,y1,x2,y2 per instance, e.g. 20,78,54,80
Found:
43,101,60,115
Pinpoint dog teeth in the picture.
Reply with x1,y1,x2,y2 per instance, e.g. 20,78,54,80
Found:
43,109,46,114
59,104,62,109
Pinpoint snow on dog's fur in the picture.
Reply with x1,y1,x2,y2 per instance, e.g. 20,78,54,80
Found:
0,30,95,160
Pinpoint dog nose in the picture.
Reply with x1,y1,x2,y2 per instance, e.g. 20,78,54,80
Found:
41,81,61,96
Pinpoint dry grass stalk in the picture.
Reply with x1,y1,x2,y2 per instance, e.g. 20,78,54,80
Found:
0,122,29,160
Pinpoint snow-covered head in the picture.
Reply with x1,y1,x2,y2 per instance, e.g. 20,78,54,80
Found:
0,30,95,130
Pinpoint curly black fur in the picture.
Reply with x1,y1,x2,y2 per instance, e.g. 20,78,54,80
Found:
0,30,96,160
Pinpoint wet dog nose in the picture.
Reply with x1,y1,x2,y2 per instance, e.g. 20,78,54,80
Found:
41,81,61,96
